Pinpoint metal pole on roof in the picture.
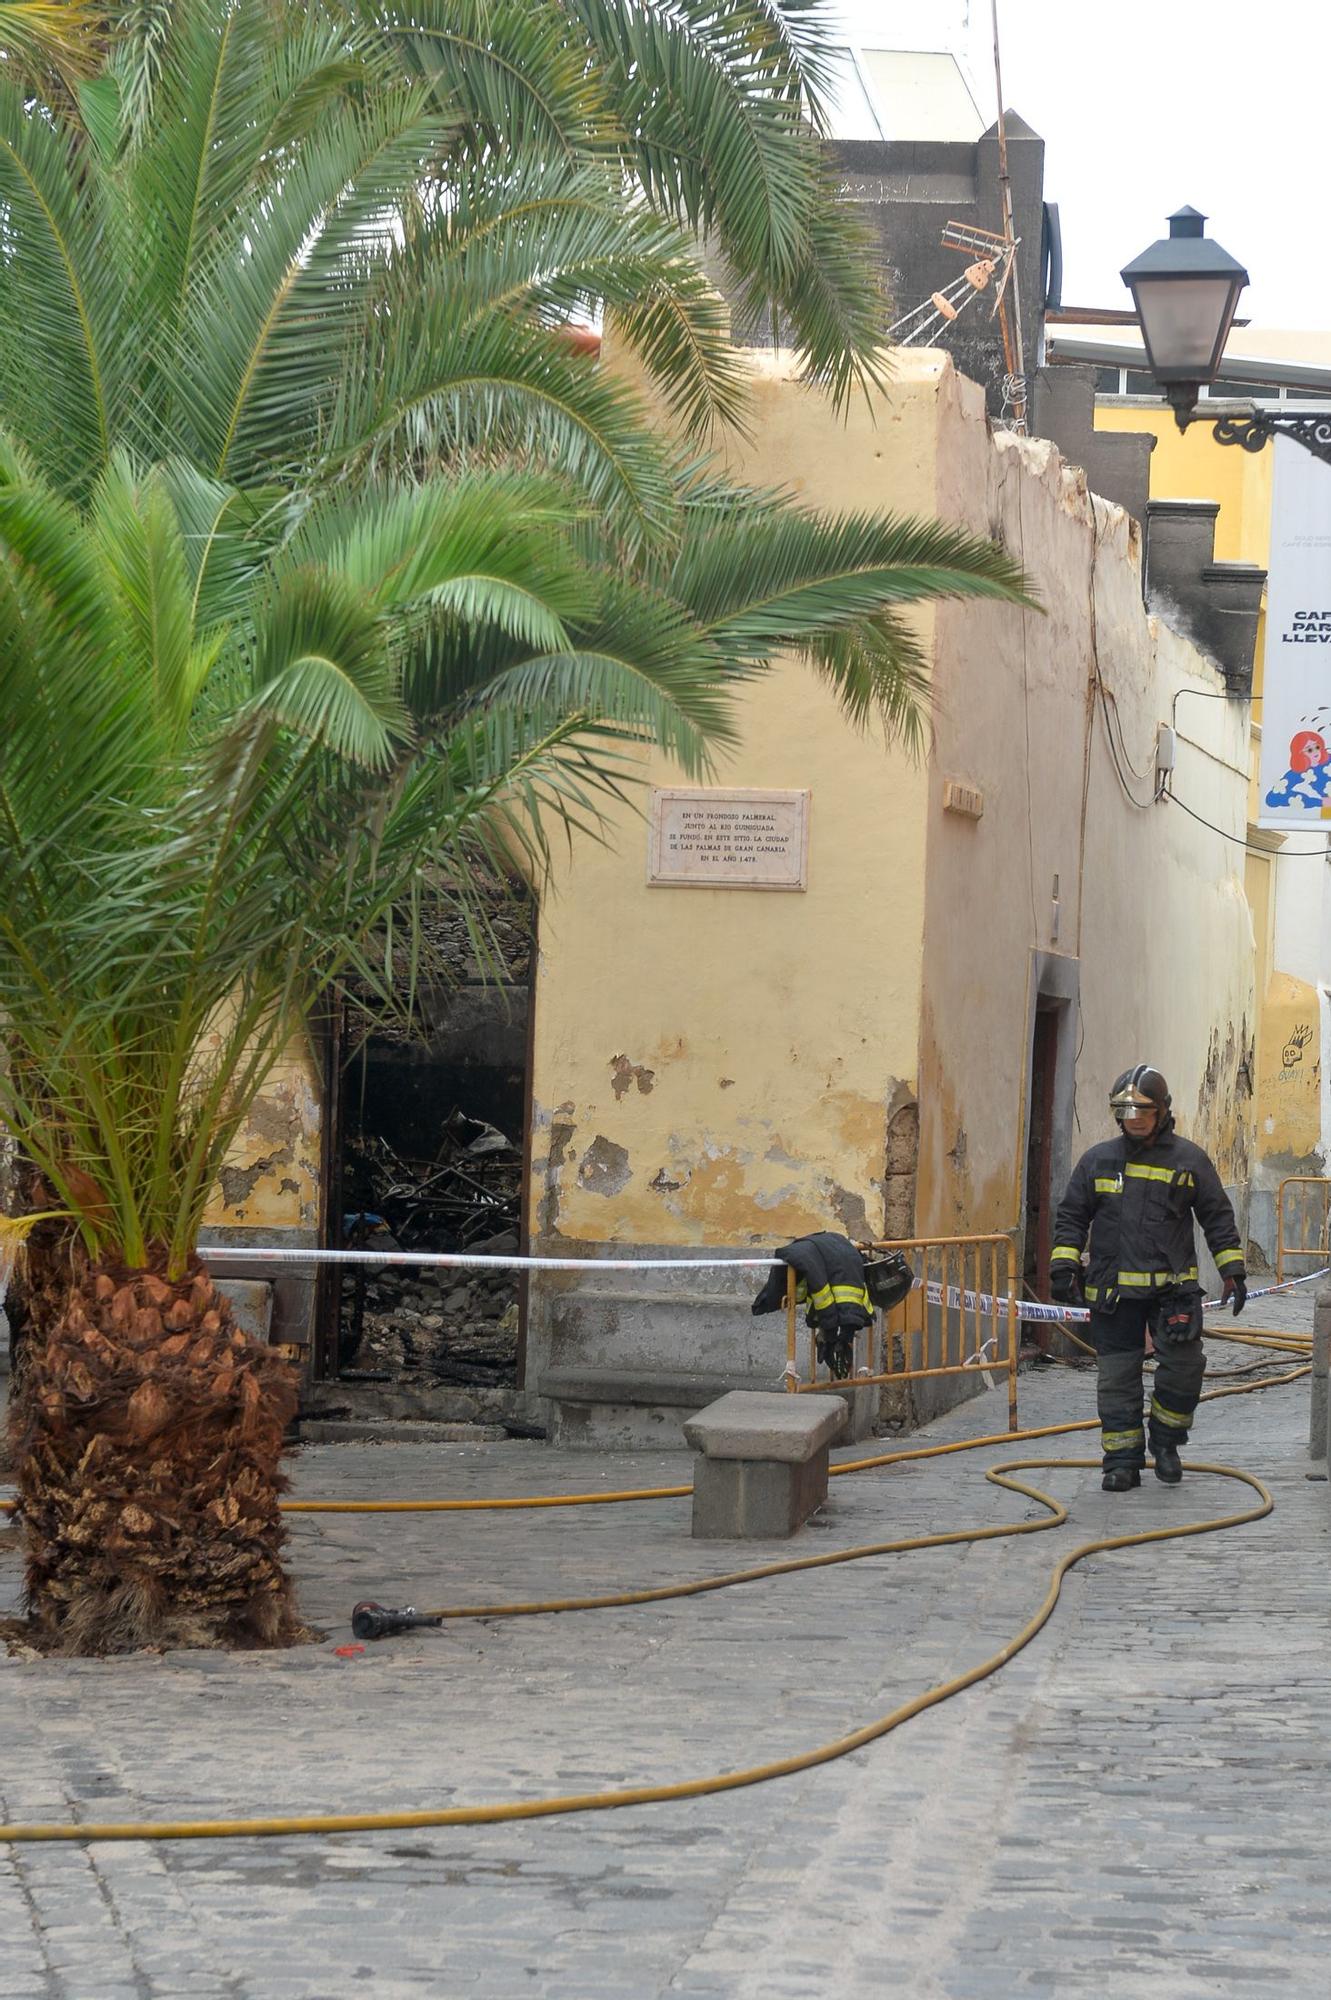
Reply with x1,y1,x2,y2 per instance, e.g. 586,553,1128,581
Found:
990,0,1027,432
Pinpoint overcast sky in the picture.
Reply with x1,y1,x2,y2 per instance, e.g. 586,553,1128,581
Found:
830,1,1331,329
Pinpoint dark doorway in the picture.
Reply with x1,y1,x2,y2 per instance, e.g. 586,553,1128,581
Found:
317,880,535,1393
1022,998,1062,1335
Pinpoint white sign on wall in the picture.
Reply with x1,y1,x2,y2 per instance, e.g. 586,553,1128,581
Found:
1257,434,1331,826
647,788,810,890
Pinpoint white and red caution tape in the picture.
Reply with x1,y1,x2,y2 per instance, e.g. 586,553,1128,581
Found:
204,1243,1330,1323
927,1265,1331,1325
203,1246,780,1272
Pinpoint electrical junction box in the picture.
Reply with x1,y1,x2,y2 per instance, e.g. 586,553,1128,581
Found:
1155,724,1177,774
943,779,984,820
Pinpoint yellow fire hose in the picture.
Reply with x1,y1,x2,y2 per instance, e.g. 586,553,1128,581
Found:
0,1362,1302,1847
280,1361,1309,1514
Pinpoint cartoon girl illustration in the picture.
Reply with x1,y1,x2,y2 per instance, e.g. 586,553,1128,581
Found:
1265,729,1331,810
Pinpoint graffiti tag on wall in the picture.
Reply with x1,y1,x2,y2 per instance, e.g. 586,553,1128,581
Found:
1279,1021,1316,1082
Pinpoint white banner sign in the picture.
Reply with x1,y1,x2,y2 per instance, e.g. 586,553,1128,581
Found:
1258,433,1331,826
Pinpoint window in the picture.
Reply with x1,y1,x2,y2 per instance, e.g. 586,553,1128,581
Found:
1202,380,1331,404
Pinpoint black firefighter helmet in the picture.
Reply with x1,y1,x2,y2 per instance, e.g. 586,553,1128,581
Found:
1109,1063,1171,1129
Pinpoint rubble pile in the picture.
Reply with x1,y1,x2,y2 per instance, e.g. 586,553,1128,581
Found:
347,1233,520,1385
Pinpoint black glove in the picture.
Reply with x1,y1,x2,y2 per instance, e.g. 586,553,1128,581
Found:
816,1329,855,1380
1156,1289,1203,1344
1049,1264,1084,1306
1222,1274,1247,1318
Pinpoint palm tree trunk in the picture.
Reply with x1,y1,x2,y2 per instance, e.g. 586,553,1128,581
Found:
8,1248,302,1654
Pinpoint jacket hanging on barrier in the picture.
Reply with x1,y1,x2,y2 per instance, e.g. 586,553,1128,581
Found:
751,1231,874,1379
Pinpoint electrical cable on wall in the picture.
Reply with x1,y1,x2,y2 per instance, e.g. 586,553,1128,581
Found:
1084,515,1156,810
1164,789,1331,856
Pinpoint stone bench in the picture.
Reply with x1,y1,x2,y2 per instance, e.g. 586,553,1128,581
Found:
682,1390,848,1539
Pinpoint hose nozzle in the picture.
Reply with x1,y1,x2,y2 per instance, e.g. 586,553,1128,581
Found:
350,1600,429,1641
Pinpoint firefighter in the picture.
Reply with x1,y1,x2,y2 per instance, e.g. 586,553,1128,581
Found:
1048,1065,1246,1491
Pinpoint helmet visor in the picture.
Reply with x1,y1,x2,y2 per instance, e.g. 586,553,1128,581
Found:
1110,1086,1158,1125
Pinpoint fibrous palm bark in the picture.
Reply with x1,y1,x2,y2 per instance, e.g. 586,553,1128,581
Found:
10,1251,299,1653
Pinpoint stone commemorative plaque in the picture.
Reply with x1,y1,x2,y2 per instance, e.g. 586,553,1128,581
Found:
648,787,810,890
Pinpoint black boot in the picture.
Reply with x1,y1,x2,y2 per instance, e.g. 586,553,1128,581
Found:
1102,1466,1141,1492
1152,1442,1183,1485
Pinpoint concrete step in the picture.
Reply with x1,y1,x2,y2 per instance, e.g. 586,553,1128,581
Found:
296,1418,507,1445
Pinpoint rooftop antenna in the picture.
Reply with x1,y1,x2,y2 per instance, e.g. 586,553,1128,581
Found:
887,221,1018,347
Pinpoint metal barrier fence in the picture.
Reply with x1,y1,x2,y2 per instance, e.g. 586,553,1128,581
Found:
783,1234,1019,1432
1276,1176,1331,1286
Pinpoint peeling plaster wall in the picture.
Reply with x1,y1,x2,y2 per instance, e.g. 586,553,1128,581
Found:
527,347,1257,1436
527,350,940,1426
201,1048,321,1233
199,1041,322,1354
527,648,931,1409
925,368,1256,1287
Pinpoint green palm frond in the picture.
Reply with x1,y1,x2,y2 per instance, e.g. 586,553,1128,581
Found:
0,3,105,90
0,79,128,491
335,302,680,548
669,501,1036,645
131,2,386,336
155,460,290,629
243,567,408,769
658,490,1036,736
571,0,818,288
357,0,619,162
173,88,454,482
91,456,213,743
109,0,176,143
0,471,160,837
383,159,750,439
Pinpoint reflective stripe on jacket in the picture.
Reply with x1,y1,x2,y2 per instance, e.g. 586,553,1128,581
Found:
750,1231,873,1333
1051,1131,1243,1300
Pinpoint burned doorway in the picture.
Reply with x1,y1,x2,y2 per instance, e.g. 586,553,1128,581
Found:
1022,1000,1061,1303
319,877,534,1392
1019,952,1079,1347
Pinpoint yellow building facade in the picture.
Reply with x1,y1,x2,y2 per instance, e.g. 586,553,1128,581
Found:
522,349,1255,1441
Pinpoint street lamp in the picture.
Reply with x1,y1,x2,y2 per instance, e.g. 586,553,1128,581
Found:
1121,207,1331,466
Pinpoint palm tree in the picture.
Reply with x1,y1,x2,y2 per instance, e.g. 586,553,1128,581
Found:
0,443,1026,1652
0,2,1032,1651
1,0,883,412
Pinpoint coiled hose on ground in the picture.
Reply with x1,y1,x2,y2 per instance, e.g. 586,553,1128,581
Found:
0,1352,1307,1846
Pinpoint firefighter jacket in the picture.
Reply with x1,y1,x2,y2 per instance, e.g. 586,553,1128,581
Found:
751,1231,873,1333
1051,1124,1244,1308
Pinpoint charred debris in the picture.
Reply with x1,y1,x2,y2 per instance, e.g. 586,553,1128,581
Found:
330,875,533,1394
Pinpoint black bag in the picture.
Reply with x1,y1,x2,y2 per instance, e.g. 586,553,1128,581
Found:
861,1251,914,1312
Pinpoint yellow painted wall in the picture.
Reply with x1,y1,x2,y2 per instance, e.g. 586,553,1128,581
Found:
200,1041,321,1233
529,351,945,1254
1254,970,1321,1164
1094,405,1274,566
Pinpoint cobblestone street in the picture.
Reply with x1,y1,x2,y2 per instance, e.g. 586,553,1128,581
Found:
2,1298,1328,1998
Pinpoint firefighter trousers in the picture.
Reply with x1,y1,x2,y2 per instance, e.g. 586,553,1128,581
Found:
1089,1297,1207,1470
